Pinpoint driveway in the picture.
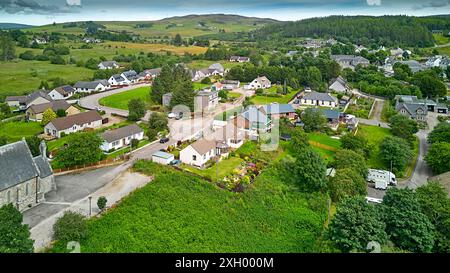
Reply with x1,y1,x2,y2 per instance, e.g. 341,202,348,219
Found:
79,83,151,117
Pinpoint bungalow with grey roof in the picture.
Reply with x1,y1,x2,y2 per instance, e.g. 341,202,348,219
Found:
229,56,250,63
244,76,271,90
108,74,128,86
331,55,370,70
98,61,121,70
0,140,55,212
26,100,80,122
74,80,110,93
44,110,103,138
329,76,350,94
6,90,53,110
301,91,338,108
100,124,144,152
47,85,75,100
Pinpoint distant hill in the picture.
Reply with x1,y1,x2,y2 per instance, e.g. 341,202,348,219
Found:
26,14,278,38
253,15,450,47
0,23,33,30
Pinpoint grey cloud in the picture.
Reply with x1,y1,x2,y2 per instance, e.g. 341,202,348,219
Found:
0,0,80,14
412,0,450,9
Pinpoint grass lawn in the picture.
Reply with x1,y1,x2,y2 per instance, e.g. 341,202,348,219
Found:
433,34,450,45
345,97,374,119
357,124,392,170
182,156,245,181
99,87,154,110
0,121,43,142
250,89,298,105
50,160,327,253
307,133,341,163
228,92,242,99
192,82,211,90
188,60,241,70
0,60,94,97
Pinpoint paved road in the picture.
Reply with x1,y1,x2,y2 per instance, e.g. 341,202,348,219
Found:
79,83,151,117
369,99,384,122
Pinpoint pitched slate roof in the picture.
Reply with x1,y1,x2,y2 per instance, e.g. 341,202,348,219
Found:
303,91,337,102
99,61,119,68
111,74,126,82
75,80,108,89
101,124,143,143
33,155,53,178
396,103,428,119
260,103,295,115
190,138,216,155
49,110,102,131
5,95,27,103
254,76,271,86
53,85,75,96
28,100,71,114
208,63,224,72
27,90,53,104
0,141,39,191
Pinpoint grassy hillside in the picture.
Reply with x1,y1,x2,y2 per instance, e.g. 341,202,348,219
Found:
50,160,327,253
27,14,277,38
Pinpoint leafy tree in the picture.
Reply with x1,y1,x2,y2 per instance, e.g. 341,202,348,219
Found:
130,138,140,149
54,132,104,168
151,65,174,103
425,142,450,174
173,34,183,46
201,77,211,84
389,114,418,142
0,204,34,253
302,108,326,132
169,66,196,111
284,146,327,192
332,149,368,179
53,211,87,243
97,196,108,211
218,90,228,101
38,80,50,90
0,32,16,61
0,103,10,116
19,50,35,60
380,136,413,172
328,197,387,253
84,58,98,70
148,112,168,132
328,168,367,202
49,55,66,65
340,134,371,158
127,99,146,121
146,128,158,141
416,182,450,252
25,136,41,157
242,97,253,109
412,72,447,98
428,122,450,144
41,108,57,125
382,188,435,253
56,109,67,118
305,66,323,90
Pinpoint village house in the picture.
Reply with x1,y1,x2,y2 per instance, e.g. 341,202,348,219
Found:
6,90,53,110
331,55,370,69
100,124,144,152
229,56,250,63
211,123,245,149
300,91,338,108
211,82,224,91
98,61,121,70
108,74,128,86
83,37,101,43
180,138,228,167
396,102,428,122
354,45,368,53
44,110,103,138
74,80,110,93
244,76,271,90
140,68,162,80
395,95,437,112
208,63,225,75
195,90,220,112
221,80,240,90
26,100,80,122
47,85,76,100
398,60,424,73
309,108,340,130
0,140,55,212
121,70,139,83
329,76,350,94
301,39,323,49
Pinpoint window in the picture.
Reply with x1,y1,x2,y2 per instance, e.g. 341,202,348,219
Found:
25,183,29,196
192,155,197,161
7,191,10,203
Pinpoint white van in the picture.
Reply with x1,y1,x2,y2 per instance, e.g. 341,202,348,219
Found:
367,169,397,190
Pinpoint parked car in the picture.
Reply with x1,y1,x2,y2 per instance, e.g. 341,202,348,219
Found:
168,112,176,119
159,137,170,144
170,159,181,166
175,112,183,120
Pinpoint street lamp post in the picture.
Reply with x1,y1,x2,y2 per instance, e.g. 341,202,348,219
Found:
88,196,92,216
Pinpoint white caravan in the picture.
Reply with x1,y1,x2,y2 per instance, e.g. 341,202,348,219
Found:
367,169,397,190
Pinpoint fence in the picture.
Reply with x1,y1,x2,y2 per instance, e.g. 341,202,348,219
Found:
53,154,130,174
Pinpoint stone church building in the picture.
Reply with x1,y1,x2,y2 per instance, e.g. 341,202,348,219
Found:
0,140,56,211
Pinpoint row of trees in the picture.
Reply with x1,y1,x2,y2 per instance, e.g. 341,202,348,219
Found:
425,122,450,174
329,183,449,253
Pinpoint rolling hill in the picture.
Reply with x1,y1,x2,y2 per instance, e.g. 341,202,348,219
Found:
24,14,278,38
0,23,33,30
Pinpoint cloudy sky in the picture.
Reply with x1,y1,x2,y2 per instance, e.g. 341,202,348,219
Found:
0,0,449,25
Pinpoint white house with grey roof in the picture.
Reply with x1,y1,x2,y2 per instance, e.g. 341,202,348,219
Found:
6,90,53,110
329,76,350,94
245,76,271,90
44,110,103,138
108,74,128,86
47,85,75,100
100,124,144,152
98,61,121,70
396,103,428,122
0,140,55,212
74,80,110,93
301,91,338,108
331,55,370,70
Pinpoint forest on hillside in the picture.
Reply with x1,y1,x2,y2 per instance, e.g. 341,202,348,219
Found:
253,15,450,47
